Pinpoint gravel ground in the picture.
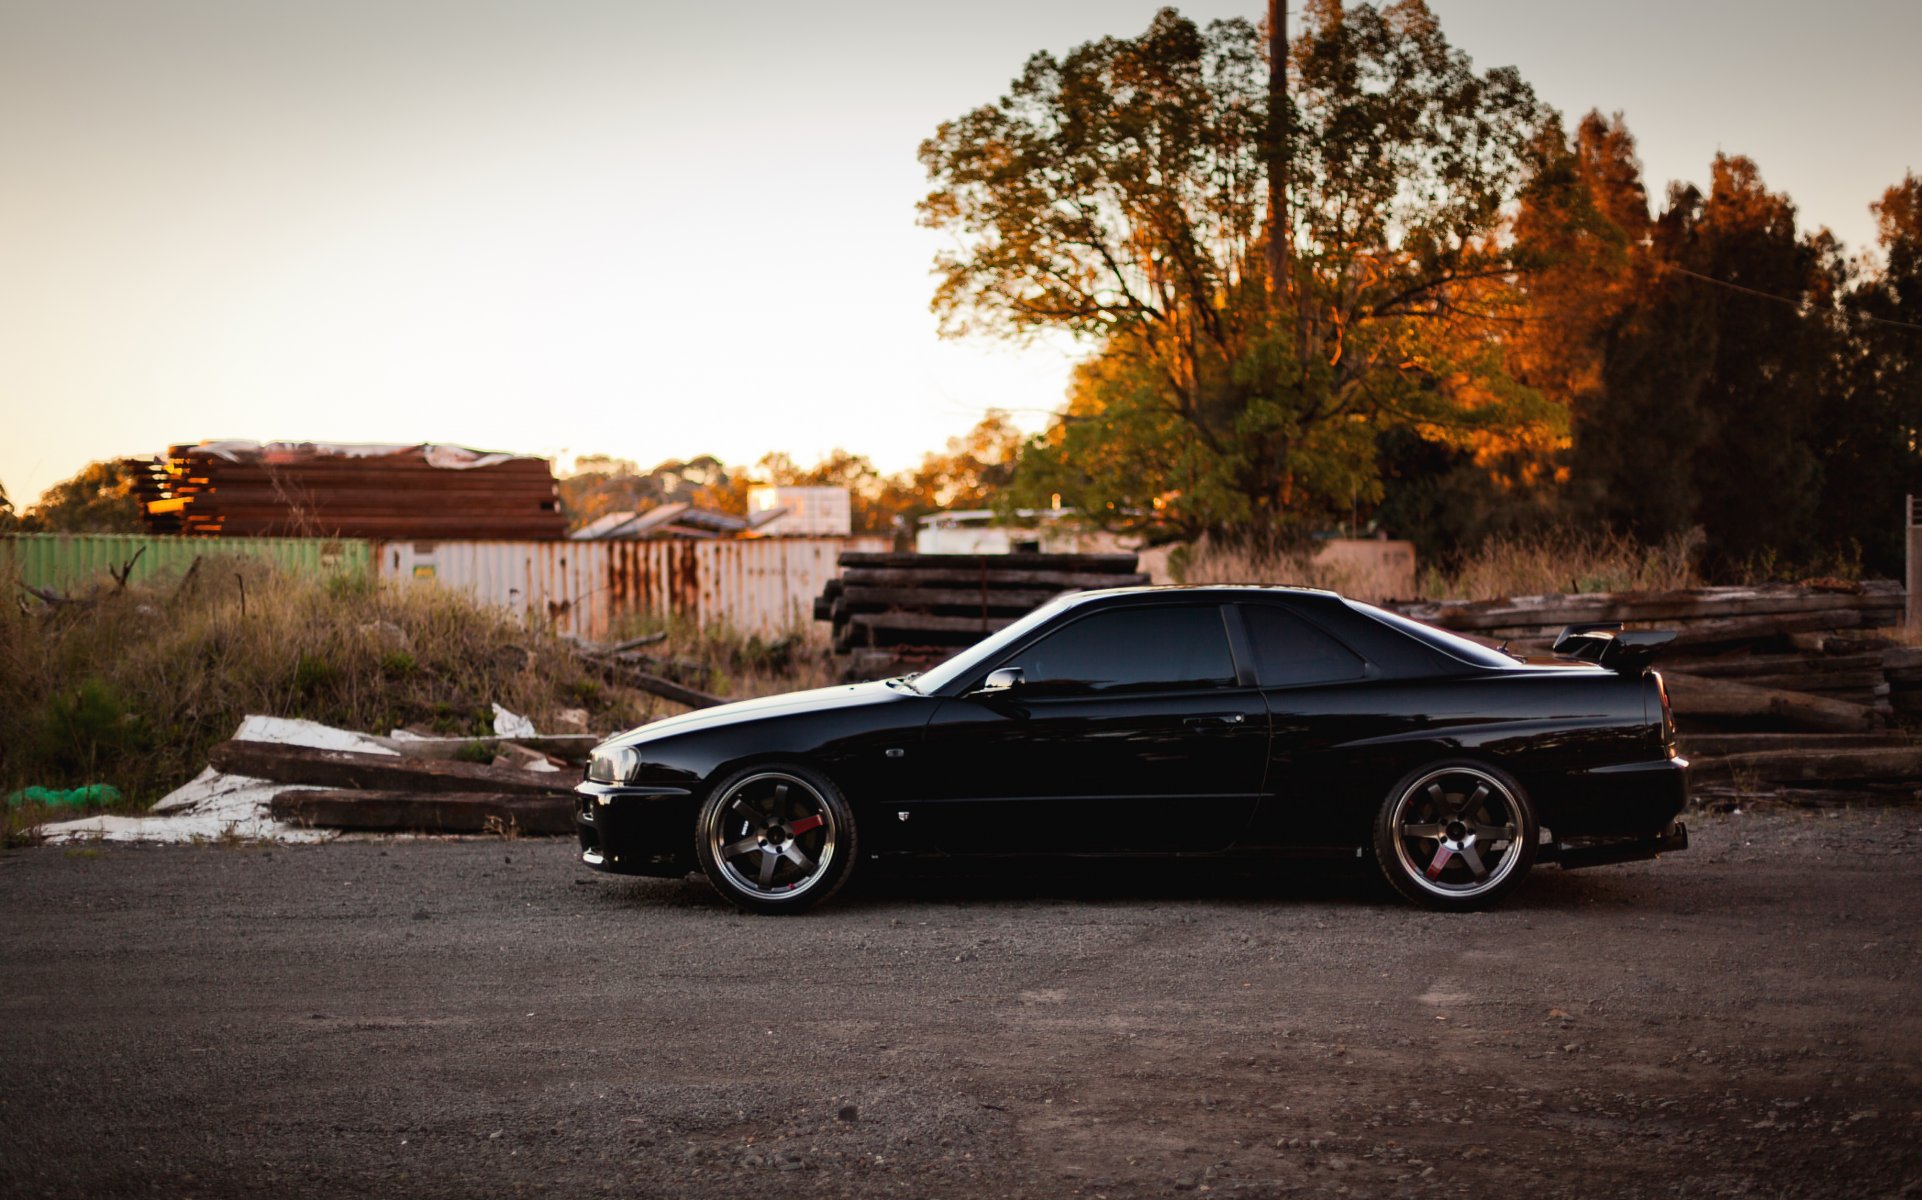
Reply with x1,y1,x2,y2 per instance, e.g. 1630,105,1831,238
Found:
2,805,1919,1200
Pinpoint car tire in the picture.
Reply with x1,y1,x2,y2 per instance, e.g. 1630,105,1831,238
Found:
694,764,857,914
1372,760,1537,911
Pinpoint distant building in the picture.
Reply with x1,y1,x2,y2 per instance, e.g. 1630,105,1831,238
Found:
570,502,787,540
915,508,1135,556
746,486,851,537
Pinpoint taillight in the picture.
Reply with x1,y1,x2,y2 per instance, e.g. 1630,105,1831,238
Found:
1652,671,1676,755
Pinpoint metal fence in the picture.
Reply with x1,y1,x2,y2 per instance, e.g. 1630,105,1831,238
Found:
374,536,890,640
2,532,370,592
6,532,889,640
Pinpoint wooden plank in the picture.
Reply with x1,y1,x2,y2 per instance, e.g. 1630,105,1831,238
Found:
1686,746,1922,783
367,734,601,762
1679,732,1911,756
1661,611,1864,651
1660,673,1876,733
1655,652,1889,679
846,612,1022,635
1399,586,1897,631
840,567,1150,590
207,741,577,794
270,790,574,835
837,552,1139,572
839,585,1064,612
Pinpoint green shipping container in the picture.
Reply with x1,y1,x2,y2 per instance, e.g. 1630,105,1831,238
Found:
2,533,373,593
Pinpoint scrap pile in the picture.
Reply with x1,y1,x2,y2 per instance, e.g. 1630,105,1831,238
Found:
1393,582,1919,801
130,441,565,539
33,716,597,843
814,552,1148,664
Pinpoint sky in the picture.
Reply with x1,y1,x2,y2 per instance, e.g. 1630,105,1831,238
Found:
2,0,1918,506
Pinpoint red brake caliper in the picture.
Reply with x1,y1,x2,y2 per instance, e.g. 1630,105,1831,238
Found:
788,814,824,836
1424,844,1454,881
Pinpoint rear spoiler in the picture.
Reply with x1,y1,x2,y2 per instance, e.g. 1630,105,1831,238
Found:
1551,622,1675,674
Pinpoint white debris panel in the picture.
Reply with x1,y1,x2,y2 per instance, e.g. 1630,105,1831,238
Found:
36,716,398,844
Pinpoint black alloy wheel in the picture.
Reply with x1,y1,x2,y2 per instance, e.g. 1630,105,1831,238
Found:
1373,761,1538,910
695,765,857,914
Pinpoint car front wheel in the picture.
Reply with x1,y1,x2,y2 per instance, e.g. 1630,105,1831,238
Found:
1373,761,1537,910
695,765,857,914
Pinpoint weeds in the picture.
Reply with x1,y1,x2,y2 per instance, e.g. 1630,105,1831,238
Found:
0,560,661,813
1415,527,1705,600
1170,526,1706,602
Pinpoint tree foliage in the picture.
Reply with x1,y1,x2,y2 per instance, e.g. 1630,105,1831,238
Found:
922,3,1558,540
10,461,143,533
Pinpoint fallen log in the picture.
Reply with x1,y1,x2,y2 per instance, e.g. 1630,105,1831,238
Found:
1660,673,1877,733
1686,746,1922,784
1402,586,1900,632
207,741,576,795
270,790,574,835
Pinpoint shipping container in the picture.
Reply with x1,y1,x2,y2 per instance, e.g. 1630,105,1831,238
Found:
3,533,371,592
374,536,889,640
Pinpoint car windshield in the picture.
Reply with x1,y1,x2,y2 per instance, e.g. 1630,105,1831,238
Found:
909,593,1083,694
1347,600,1520,669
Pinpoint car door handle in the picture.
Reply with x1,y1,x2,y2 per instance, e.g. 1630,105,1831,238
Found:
1184,713,1247,729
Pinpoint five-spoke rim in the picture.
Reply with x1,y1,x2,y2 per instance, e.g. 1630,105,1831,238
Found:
1390,767,1524,898
708,772,838,902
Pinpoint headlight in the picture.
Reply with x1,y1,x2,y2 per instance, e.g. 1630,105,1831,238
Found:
585,744,640,784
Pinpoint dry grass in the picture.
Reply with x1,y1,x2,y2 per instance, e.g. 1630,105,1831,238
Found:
0,561,663,830
1171,527,1705,602
600,612,842,702
1415,527,1705,600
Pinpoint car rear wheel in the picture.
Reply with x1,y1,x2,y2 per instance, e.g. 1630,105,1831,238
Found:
695,765,856,914
1373,761,1537,910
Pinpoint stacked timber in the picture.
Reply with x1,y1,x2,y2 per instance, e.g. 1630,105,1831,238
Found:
816,552,1148,658
1392,582,1918,800
202,738,589,835
133,441,565,539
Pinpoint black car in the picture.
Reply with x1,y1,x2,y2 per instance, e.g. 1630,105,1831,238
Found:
575,586,1688,913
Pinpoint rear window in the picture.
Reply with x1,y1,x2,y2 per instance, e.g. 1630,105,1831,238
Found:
1347,601,1518,670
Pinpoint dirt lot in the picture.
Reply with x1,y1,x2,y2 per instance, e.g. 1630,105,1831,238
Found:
2,806,1919,1200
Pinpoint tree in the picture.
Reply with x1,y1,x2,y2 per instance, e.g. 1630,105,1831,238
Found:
920,3,1557,540
1817,173,1922,572
1570,155,1840,572
16,461,143,533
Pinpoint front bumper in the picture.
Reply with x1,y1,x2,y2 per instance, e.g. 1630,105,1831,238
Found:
575,781,696,877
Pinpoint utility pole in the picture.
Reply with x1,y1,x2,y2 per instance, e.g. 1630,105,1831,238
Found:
1264,0,1289,298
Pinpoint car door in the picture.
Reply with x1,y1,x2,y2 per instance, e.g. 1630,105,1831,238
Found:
912,602,1270,854
1232,601,1381,850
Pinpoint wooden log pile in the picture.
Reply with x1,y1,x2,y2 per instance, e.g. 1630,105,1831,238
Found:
205,737,584,835
1392,581,1918,798
814,552,1148,661
131,442,566,539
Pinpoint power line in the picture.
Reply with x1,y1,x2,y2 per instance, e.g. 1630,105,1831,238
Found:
1667,265,1922,333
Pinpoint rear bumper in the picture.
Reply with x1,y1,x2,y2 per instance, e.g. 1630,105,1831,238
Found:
1548,818,1688,871
574,782,696,877
1546,755,1690,839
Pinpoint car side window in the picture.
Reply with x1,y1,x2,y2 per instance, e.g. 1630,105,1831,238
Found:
995,605,1238,693
1239,604,1367,687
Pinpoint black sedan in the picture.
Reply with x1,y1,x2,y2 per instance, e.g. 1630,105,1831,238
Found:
575,586,1689,912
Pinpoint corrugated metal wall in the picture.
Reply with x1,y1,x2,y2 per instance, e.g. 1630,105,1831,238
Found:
2,533,371,591
6,532,885,640
374,537,889,639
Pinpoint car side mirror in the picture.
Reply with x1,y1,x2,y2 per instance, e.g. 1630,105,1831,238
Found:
975,667,1024,696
